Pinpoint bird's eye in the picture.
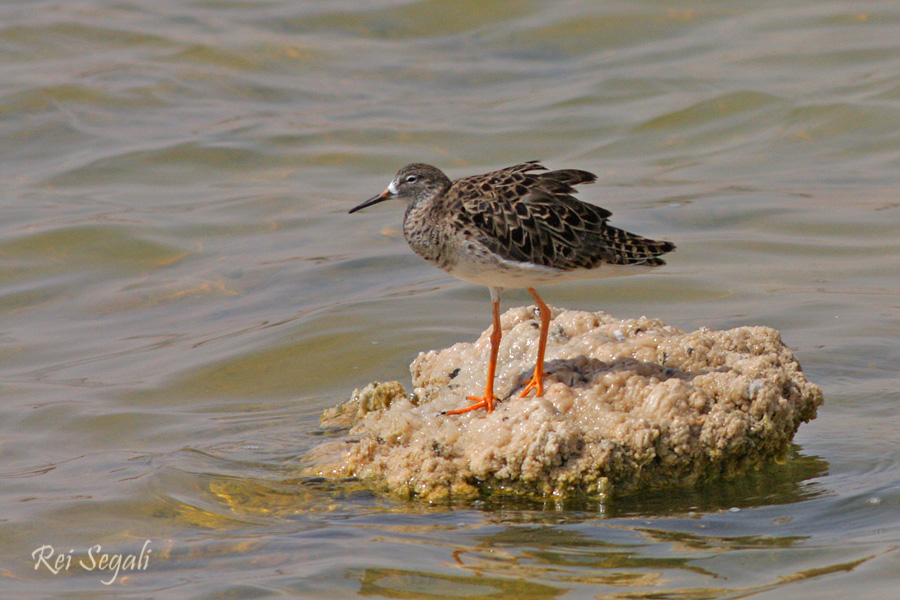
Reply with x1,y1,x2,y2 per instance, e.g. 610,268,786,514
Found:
405,175,418,184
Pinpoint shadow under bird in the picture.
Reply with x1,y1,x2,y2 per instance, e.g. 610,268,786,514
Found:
349,161,675,415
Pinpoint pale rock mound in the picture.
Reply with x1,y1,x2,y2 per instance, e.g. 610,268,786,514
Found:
307,307,823,502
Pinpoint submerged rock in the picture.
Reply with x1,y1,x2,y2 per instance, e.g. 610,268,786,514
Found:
307,307,823,502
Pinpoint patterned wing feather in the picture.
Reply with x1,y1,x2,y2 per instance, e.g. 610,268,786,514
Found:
452,162,674,271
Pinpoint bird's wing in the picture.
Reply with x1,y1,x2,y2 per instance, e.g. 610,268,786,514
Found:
450,163,671,270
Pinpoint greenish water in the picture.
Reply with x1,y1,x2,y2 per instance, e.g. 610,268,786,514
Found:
1,0,899,598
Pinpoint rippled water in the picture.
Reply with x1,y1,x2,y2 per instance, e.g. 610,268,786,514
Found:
2,0,899,597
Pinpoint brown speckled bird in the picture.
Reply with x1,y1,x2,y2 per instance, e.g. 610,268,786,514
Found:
349,161,675,414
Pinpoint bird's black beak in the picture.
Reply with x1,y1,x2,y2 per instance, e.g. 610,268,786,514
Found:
348,188,393,214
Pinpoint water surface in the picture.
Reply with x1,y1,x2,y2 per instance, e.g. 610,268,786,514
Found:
1,1,898,598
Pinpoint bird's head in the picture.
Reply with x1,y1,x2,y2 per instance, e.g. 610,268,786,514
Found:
349,163,451,213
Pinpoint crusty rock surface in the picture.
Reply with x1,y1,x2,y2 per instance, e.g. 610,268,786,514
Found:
307,307,823,502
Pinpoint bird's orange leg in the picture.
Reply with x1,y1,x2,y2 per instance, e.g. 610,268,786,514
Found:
519,287,550,398
445,296,501,415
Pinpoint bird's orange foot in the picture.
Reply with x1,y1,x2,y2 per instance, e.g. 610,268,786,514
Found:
443,394,496,415
518,372,544,398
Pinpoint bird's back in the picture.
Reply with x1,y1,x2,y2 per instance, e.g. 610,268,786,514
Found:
442,161,674,273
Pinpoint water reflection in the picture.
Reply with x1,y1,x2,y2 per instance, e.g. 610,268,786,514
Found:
356,568,562,599
152,442,829,527
344,510,880,600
